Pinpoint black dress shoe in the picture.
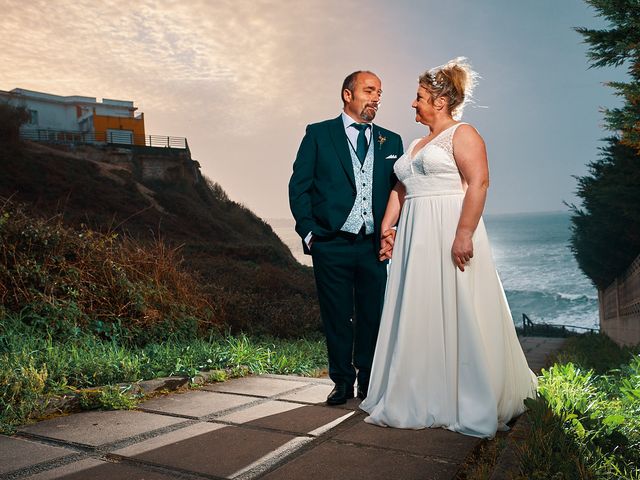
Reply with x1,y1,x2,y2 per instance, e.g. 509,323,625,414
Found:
326,383,354,405
357,383,368,400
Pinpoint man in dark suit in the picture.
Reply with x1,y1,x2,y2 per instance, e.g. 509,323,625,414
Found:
289,71,403,405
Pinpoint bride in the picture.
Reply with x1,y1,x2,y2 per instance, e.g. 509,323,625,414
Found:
359,58,537,439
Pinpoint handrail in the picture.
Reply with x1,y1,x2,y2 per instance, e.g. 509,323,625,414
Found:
19,128,188,150
521,313,599,337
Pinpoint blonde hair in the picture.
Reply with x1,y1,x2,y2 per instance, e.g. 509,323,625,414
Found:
419,57,478,120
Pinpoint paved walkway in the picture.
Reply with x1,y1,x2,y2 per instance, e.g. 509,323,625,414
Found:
1,337,566,480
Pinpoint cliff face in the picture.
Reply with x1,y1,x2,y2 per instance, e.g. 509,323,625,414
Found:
0,140,320,338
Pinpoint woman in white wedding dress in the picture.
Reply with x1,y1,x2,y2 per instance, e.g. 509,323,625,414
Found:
359,58,537,439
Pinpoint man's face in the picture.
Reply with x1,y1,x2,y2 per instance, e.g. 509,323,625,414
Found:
343,73,382,123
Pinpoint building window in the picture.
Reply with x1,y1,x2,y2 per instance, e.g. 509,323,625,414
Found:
28,109,38,126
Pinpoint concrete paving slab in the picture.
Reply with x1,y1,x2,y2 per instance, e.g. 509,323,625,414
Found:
261,439,458,480
216,400,305,424
19,410,185,447
23,458,177,480
334,420,480,462
250,404,357,436
202,376,307,397
218,400,355,436
139,390,257,418
112,422,223,456
0,435,76,475
262,374,333,385
113,422,302,478
338,396,365,411
278,384,335,404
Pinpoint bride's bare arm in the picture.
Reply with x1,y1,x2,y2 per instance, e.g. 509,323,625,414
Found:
379,181,406,260
452,125,489,271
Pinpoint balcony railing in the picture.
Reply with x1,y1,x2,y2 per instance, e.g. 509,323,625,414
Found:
19,128,188,150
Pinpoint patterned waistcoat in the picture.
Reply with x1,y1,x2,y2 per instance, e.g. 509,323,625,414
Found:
341,140,375,235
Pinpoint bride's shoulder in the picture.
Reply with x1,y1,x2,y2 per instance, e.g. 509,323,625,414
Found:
453,123,483,140
452,123,485,148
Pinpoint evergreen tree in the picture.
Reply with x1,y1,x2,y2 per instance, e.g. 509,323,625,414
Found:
570,0,640,289
575,0,640,150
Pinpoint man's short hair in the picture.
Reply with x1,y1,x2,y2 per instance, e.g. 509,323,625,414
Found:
341,71,377,103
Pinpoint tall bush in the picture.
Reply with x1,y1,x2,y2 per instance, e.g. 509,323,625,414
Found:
0,102,29,145
570,0,640,289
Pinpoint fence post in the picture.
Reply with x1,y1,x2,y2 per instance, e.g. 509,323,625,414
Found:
615,278,620,321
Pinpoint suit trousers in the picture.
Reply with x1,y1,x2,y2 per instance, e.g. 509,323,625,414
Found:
311,230,388,387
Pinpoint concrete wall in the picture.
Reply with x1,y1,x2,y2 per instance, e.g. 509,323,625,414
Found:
72,144,200,186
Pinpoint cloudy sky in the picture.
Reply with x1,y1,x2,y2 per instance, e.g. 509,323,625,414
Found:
0,0,627,219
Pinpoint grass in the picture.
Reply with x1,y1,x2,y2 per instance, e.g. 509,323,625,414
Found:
0,199,326,434
455,333,640,479
513,333,640,479
0,312,327,434
0,135,321,338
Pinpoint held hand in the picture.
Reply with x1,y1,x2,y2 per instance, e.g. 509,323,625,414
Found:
451,231,473,272
379,229,396,261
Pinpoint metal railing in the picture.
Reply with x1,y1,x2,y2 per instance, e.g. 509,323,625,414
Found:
19,128,188,150
521,313,599,337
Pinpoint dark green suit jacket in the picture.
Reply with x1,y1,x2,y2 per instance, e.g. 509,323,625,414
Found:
289,115,404,253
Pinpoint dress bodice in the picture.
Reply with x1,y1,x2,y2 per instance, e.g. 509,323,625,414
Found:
394,122,467,198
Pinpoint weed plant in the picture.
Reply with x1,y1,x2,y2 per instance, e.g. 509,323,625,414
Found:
0,140,321,339
0,313,327,433
0,202,327,433
0,201,218,344
514,334,640,479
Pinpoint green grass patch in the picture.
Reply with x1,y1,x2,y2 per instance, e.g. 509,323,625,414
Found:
0,313,327,434
514,333,640,479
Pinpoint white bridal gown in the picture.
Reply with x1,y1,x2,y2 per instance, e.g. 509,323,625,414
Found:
360,123,537,439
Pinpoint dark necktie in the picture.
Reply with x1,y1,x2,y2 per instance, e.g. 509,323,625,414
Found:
351,123,369,164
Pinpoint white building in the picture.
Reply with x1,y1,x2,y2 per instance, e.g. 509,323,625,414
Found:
0,88,145,145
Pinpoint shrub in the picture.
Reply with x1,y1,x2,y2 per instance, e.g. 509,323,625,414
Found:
0,102,29,145
515,334,640,479
0,201,219,344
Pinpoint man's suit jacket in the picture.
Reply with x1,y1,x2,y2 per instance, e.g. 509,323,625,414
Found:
289,115,404,254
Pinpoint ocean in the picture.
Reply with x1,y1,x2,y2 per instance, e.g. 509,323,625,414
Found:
268,211,599,331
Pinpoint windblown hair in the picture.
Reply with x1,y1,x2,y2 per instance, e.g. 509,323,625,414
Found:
341,70,378,103
419,57,478,120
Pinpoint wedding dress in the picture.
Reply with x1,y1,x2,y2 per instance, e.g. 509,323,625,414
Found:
360,123,537,438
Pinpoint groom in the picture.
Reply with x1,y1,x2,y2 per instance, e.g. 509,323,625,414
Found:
289,71,403,405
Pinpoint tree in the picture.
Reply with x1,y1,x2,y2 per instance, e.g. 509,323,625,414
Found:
0,102,29,145
570,0,640,289
575,0,640,151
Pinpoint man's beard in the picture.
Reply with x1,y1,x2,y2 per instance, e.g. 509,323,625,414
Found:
361,104,378,122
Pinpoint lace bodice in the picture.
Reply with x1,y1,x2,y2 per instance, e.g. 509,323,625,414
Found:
394,122,467,197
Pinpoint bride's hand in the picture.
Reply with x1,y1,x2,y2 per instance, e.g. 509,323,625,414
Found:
379,229,396,261
451,231,473,271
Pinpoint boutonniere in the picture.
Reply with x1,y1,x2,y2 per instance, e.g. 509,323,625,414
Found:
377,133,387,150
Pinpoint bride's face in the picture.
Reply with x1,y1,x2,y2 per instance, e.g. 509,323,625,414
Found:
412,85,434,125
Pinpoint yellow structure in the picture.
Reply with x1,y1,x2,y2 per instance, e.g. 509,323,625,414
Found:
92,110,146,146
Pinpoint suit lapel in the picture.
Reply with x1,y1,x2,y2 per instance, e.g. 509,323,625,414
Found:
372,124,385,189
372,124,387,228
329,116,356,188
